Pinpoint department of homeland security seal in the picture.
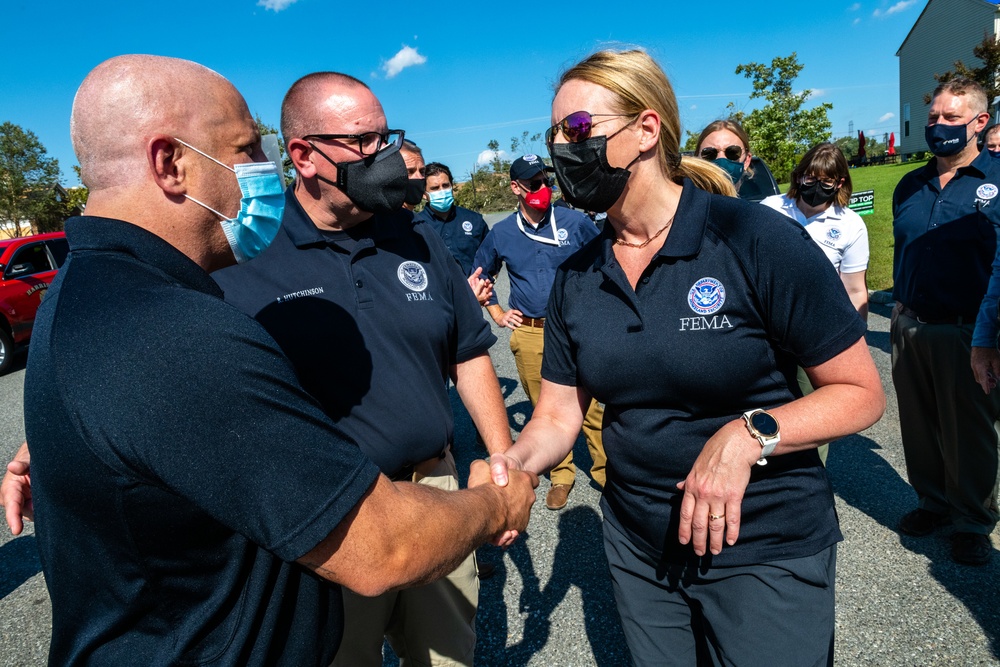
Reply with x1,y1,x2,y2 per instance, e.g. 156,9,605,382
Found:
397,261,428,292
557,228,569,242
462,221,473,232
688,277,726,315
827,228,841,241
977,184,998,200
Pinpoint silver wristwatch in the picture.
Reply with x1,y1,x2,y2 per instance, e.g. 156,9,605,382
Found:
742,409,780,466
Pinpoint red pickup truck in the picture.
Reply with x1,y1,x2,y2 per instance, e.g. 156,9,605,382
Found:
0,232,69,375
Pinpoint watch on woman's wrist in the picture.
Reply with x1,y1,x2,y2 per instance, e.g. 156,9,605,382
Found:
742,409,780,466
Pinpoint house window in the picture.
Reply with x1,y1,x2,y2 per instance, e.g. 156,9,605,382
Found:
904,103,910,137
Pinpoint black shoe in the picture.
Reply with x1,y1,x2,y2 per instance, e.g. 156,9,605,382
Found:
477,561,496,579
951,532,992,566
898,508,950,537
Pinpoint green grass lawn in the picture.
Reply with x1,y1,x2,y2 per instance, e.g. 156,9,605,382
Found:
779,159,928,292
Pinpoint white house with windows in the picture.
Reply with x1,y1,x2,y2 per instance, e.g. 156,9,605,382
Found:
896,0,1000,157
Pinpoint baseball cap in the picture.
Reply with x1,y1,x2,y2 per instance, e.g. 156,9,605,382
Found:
509,154,553,181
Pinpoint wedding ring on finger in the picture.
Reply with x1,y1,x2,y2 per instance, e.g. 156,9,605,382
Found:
709,513,725,521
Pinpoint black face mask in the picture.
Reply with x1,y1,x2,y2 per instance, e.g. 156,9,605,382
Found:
310,141,408,214
549,136,641,213
798,181,838,208
403,178,426,206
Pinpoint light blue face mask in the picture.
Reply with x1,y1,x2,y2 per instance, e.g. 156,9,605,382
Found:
428,188,454,213
176,136,286,264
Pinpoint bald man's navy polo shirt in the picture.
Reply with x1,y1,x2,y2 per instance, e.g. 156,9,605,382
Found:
25,216,380,666
892,150,1000,347
474,206,599,318
414,204,489,278
214,190,496,477
542,181,866,566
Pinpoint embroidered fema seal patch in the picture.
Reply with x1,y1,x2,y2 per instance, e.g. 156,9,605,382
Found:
688,277,726,315
827,228,841,241
557,228,569,241
397,261,428,292
462,221,473,232
977,184,998,200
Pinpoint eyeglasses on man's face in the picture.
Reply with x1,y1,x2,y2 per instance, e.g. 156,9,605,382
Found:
303,129,405,156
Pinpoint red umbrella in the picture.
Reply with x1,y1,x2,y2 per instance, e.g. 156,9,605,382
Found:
888,132,896,155
858,131,867,159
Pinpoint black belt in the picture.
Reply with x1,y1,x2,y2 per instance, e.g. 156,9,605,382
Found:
389,449,447,482
899,305,975,325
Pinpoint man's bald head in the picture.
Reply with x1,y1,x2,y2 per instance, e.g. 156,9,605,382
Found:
280,72,376,143
71,55,247,191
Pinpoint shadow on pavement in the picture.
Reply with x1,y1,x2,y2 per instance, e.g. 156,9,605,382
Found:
829,433,1000,660
0,534,41,600
476,506,630,666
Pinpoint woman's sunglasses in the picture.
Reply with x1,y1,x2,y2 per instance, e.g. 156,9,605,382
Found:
699,145,744,162
546,111,636,144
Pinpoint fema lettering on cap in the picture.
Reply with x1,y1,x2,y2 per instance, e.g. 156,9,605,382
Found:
510,154,550,181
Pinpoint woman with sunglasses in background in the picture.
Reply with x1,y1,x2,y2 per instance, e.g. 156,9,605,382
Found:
696,119,753,189
487,48,884,666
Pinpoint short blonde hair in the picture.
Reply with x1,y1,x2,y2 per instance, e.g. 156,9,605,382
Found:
556,49,736,197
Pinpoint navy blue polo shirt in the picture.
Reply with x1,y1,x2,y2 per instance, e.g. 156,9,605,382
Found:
24,216,380,666
892,150,1000,346
414,204,489,278
474,206,599,318
542,180,866,567
214,189,496,476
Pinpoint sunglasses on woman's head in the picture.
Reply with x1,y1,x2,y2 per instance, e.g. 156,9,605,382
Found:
546,111,636,145
699,145,744,162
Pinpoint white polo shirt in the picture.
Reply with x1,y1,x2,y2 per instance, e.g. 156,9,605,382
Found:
760,194,869,274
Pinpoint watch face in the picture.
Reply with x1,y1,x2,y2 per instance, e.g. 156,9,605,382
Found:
750,411,779,437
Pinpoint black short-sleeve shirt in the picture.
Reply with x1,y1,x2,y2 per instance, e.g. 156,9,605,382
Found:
543,181,866,566
24,217,381,665
214,191,496,476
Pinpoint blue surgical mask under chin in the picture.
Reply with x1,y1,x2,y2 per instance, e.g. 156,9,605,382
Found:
428,188,454,213
177,139,286,263
712,157,745,185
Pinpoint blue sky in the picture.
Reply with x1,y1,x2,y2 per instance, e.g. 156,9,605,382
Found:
2,0,925,184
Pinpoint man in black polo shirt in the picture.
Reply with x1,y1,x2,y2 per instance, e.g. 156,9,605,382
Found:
2,55,536,666
212,72,515,667
415,161,489,278
892,77,1000,566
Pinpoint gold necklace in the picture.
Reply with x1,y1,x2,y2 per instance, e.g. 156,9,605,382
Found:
614,217,675,248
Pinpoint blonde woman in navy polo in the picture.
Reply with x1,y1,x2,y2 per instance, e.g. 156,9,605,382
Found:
488,49,885,666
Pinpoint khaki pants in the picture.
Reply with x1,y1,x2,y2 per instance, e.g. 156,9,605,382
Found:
891,307,1000,533
333,450,478,667
509,324,606,488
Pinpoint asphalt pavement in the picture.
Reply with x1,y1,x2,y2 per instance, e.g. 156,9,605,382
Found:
1,213,998,665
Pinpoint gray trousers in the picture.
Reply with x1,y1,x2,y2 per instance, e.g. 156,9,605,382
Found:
890,308,1000,533
603,518,836,667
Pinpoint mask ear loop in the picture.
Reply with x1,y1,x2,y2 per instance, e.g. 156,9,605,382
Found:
174,138,236,173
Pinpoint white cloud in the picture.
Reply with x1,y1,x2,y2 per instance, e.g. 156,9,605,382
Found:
879,112,896,123
382,46,427,79
874,0,916,17
690,104,698,110
849,2,861,9
257,0,297,11
477,149,509,167
853,17,861,24
803,88,826,100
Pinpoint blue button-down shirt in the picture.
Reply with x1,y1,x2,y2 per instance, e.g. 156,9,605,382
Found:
892,150,1000,346
473,206,599,318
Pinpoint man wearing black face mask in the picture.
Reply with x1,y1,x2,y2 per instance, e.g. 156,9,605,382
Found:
892,77,1000,566
213,72,518,666
473,154,606,511
401,139,426,211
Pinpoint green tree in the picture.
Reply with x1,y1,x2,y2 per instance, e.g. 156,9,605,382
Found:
924,31,1000,109
65,165,88,213
734,53,832,183
510,130,543,158
0,121,62,237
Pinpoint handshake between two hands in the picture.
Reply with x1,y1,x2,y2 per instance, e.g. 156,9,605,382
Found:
467,453,537,549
